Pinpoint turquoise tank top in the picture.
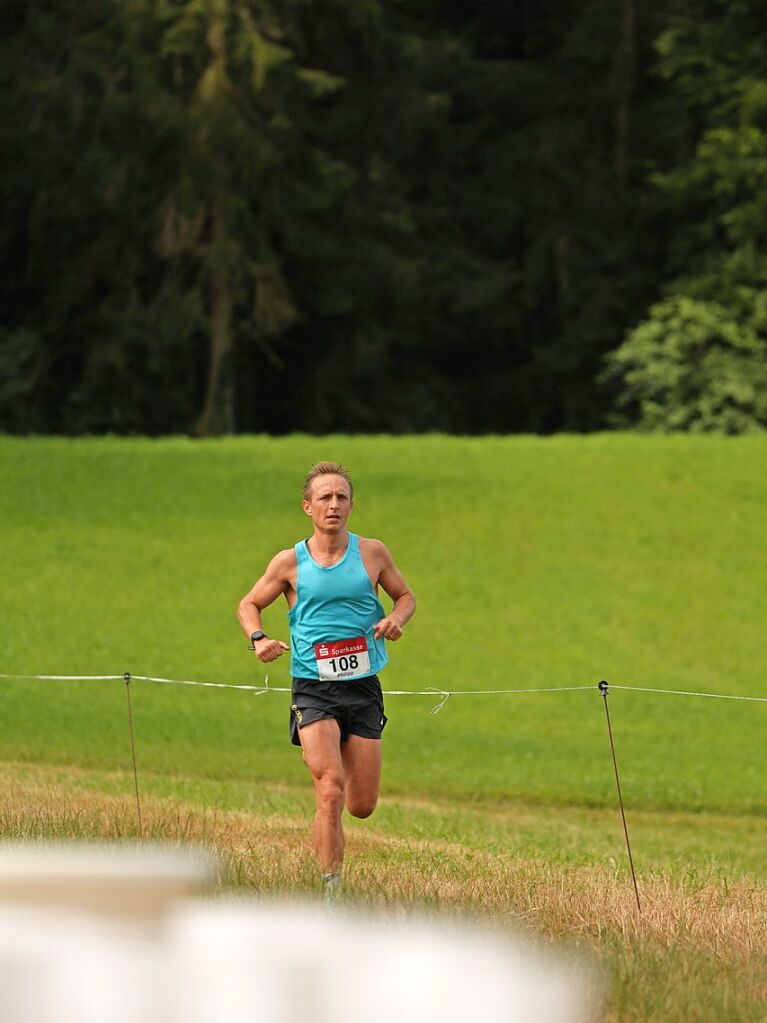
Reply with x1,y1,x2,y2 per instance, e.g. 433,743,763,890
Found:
288,532,388,681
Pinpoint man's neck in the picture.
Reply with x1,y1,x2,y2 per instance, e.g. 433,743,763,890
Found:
309,528,349,559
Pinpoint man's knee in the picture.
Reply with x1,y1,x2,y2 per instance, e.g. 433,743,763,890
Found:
346,794,378,819
315,772,345,815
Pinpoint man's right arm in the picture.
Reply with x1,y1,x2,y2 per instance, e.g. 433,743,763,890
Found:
236,550,293,663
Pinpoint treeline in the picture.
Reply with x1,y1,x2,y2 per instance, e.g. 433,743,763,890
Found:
1,0,766,436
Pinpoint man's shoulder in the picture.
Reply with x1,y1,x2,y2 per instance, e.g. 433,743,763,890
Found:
358,536,389,558
269,547,298,574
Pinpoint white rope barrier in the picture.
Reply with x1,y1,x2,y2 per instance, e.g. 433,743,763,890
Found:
0,672,601,715
0,674,125,681
609,683,767,703
0,672,765,711
133,674,278,693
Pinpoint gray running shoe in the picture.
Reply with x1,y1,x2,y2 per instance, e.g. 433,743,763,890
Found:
321,871,342,902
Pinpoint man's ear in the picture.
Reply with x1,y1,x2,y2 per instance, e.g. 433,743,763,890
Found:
301,499,312,517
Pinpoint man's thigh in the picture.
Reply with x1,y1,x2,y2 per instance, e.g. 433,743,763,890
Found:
299,718,344,785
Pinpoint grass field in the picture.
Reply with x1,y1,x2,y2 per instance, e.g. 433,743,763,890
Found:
2,761,765,1023
1,434,766,1021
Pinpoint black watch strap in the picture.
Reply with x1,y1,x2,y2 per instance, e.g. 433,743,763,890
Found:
249,630,268,648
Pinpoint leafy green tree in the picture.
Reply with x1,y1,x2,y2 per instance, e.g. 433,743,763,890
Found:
654,3,767,326
606,0,767,432
605,296,767,431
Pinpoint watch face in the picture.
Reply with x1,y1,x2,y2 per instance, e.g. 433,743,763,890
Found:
251,631,266,642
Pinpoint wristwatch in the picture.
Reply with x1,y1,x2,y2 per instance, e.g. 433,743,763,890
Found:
249,630,268,648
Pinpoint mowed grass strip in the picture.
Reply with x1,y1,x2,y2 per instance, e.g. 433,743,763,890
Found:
1,434,766,816
1,762,765,1023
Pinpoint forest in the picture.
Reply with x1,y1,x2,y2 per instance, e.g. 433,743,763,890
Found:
2,0,766,435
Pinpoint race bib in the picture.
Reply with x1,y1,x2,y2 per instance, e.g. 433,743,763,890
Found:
314,636,371,680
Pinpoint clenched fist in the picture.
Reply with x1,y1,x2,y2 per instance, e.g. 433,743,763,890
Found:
254,638,289,663
373,615,404,641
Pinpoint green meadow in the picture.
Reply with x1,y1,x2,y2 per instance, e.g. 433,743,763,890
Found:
2,435,766,1022
1,434,765,824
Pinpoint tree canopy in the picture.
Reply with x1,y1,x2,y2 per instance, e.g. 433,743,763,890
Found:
1,0,764,435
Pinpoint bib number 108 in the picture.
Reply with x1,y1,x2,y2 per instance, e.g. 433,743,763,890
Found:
314,637,370,680
329,653,359,674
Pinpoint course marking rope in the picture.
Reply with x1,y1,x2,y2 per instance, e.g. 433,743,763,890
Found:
0,673,599,715
134,674,278,693
0,674,125,681
1,672,765,711
609,684,767,703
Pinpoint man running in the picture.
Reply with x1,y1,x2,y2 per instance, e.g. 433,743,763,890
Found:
237,461,415,897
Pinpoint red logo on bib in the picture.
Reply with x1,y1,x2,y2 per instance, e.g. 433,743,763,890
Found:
313,637,368,659
313,636,370,680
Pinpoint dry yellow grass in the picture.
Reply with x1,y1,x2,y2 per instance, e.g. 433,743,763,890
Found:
1,762,765,1022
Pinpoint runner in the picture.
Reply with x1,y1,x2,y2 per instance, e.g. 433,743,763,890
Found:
237,461,416,897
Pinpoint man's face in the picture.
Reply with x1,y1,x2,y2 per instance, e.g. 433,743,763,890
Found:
302,474,353,533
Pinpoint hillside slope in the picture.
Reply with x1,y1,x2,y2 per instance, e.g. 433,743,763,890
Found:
1,435,765,814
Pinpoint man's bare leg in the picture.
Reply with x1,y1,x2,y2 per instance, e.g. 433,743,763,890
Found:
299,719,346,875
299,723,383,898
342,735,382,819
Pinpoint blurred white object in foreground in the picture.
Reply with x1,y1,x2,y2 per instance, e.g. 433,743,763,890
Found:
0,906,158,1023
0,843,599,1023
0,843,210,926
168,901,598,1023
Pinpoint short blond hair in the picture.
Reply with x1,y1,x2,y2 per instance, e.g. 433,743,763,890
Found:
303,461,354,500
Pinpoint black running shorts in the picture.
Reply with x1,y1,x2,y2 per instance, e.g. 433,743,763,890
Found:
290,675,387,746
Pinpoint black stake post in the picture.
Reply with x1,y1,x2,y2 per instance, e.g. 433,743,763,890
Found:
598,680,641,913
124,672,143,835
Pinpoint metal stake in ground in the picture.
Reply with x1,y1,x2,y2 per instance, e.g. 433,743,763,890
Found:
598,680,641,913
124,672,143,834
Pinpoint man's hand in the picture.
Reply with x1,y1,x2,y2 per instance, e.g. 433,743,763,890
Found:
373,615,404,641
254,638,289,663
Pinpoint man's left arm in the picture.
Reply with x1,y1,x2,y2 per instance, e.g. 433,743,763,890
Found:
371,542,416,641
